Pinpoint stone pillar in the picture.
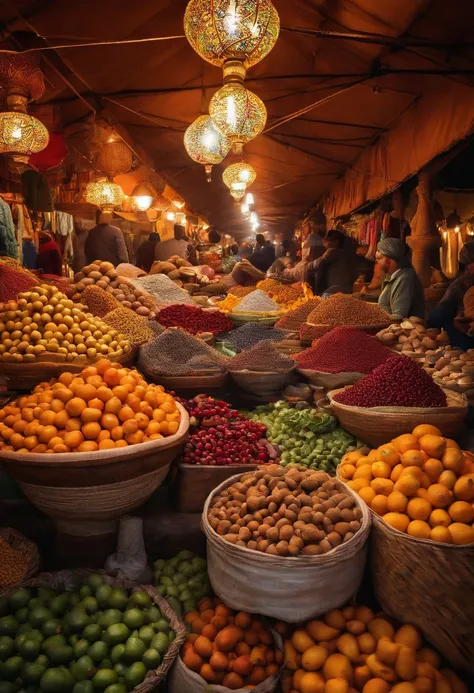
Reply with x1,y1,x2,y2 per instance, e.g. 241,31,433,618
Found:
407,171,441,288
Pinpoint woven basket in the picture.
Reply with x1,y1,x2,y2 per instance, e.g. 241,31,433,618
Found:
176,462,259,513
297,369,364,390
0,528,40,587
229,368,295,397
231,313,280,326
0,570,186,691
327,387,467,446
370,513,474,673
145,371,228,393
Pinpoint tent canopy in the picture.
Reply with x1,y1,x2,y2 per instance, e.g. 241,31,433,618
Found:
2,0,474,236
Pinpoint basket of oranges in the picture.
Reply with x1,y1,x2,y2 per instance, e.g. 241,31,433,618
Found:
0,359,189,539
337,424,474,673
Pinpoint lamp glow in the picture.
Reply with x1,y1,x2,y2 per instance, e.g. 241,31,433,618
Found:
241,203,249,214
166,211,176,221
250,211,258,224
131,182,155,212
210,82,266,153
245,192,254,205
85,180,125,211
222,161,256,198
184,114,231,165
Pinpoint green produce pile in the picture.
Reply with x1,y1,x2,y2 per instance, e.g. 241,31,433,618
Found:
0,574,176,693
153,551,211,619
245,401,363,474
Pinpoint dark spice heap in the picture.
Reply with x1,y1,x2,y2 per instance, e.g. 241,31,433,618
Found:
334,354,447,408
81,284,121,317
275,297,321,330
223,322,289,351
138,328,228,375
157,304,234,335
307,294,390,327
229,340,294,372
0,264,36,302
296,326,391,373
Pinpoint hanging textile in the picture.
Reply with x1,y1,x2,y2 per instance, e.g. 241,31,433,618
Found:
55,211,74,236
0,198,17,259
21,170,54,212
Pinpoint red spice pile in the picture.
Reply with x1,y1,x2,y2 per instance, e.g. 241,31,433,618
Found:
0,264,36,302
296,327,391,373
156,304,234,335
334,354,447,408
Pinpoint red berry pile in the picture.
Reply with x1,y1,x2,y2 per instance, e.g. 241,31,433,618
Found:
181,395,270,466
156,304,234,335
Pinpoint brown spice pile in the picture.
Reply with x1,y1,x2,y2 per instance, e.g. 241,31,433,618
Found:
103,306,157,345
81,285,121,317
276,298,321,330
229,340,294,372
229,285,257,298
0,537,28,585
138,328,228,375
307,294,390,327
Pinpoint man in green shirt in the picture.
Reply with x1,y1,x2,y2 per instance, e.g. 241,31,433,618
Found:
376,238,425,320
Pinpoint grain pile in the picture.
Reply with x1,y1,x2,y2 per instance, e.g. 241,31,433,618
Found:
229,340,294,372
0,263,37,302
229,285,257,297
275,298,320,330
307,294,390,327
81,285,121,317
138,329,228,376
233,289,280,313
130,273,194,306
0,536,29,585
223,322,289,351
296,327,391,373
103,306,156,345
256,279,307,309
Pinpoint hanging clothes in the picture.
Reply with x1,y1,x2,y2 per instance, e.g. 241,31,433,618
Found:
0,198,17,258
21,170,54,212
55,211,74,236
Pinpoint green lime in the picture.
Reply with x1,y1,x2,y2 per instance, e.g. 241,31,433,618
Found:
86,575,104,592
83,624,102,643
159,576,173,587
98,610,122,629
15,606,29,623
183,600,197,614
43,619,63,637
127,591,152,610
18,623,33,634
165,585,179,598
48,644,74,665
92,669,117,691
40,666,74,692
29,606,52,629
74,639,91,658
65,608,89,633
2,655,23,681
122,609,145,630
138,625,155,647
146,606,160,622
22,661,46,683
88,641,108,664
100,658,112,670
74,654,95,681
0,683,15,693
51,594,70,618
18,636,41,661
150,632,169,655
166,597,182,620
69,635,79,647
38,588,56,601
43,634,67,651
81,597,99,615
124,661,146,689
69,593,81,607
169,630,175,642
36,653,48,666
153,559,166,570
113,662,127,677
104,685,126,693
123,636,146,663
154,618,169,633
179,589,192,601
143,648,161,670
110,643,125,664
107,589,128,611
29,597,46,610
178,561,194,577
95,585,112,607
9,587,32,611
156,585,166,597
28,628,44,642
0,616,17,636
0,636,13,661
104,624,129,646
172,573,186,586
73,683,94,693
80,586,92,599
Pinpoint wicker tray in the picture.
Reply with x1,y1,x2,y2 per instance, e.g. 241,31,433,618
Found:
229,368,295,397
0,570,187,692
327,387,468,446
231,313,280,326
0,527,40,587
297,368,364,389
145,371,228,393
176,462,259,513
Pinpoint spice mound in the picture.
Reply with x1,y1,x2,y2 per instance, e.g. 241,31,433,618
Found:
0,262,37,302
181,395,270,466
81,284,121,317
233,289,280,313
223,322,289,351
275,297,320,330
103,306,156,345
229,340,294,372
0,535,29,585
139,328,228,376
130,273,194,306
296,326,391,373
256,279,307,309
157,304,234,335
307,294,390,327
0,360,181,453
334,354,447,408
208,465,363,555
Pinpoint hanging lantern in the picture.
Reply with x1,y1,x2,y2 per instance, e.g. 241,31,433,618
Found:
184,115,231,181
223,161,256,193
85,179,125,211
96,140,132,177
131,182,155,212
152,193,172,212
209,62,266,154
184,0,280,71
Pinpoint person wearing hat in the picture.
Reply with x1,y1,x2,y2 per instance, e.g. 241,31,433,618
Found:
428,240,474,349
376,238,425,320
135,231,161,272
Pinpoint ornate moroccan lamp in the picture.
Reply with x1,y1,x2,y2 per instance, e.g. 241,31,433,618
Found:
184,114,231,181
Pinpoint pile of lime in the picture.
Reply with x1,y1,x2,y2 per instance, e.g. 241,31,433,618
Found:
0,574,176,693
153,551,211,618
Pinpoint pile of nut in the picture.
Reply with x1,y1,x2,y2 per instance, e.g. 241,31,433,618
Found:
376,318,449,360
207,465,363,556
150,255,227,301
70,261,157,319
424,346,474,402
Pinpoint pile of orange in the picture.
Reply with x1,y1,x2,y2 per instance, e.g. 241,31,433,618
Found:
338,424,474,545
0,359,181,454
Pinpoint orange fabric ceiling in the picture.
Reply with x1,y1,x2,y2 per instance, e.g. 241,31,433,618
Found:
2,0,474,236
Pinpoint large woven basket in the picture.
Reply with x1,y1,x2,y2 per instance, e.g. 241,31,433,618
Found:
0,570,187,692
176,462,259,513
145,371,228,393
229,368,295,397
327,387,467,446
0,527,40,587
297,369,364,390
370,512,474,673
